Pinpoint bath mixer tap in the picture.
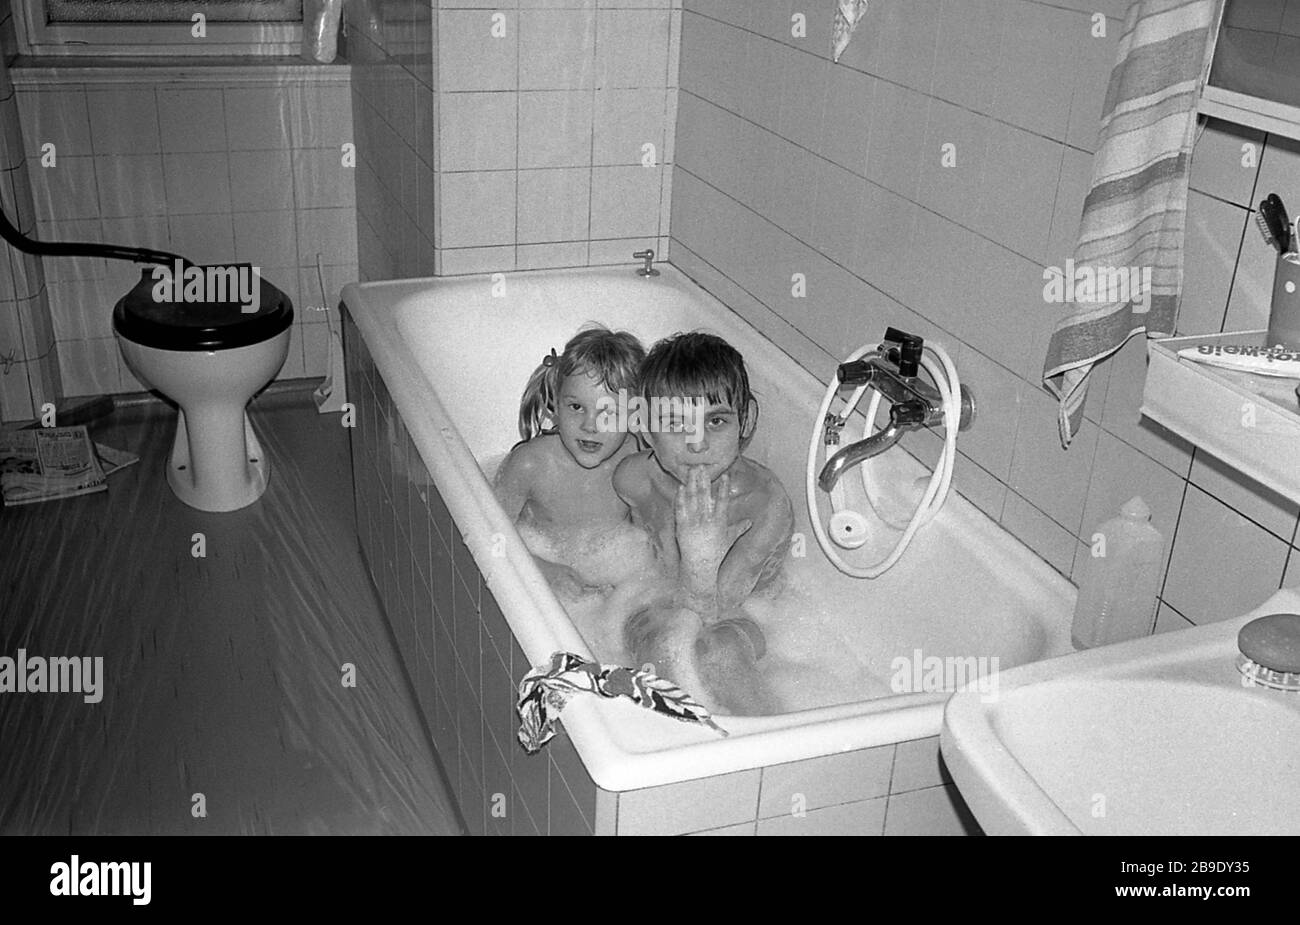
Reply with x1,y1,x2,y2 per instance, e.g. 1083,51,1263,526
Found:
633,249,659,277
817,328,975,493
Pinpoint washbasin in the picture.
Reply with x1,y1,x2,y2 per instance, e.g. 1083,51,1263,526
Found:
941,589,1300,835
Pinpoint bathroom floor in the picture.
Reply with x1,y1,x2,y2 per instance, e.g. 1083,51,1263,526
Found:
0,385,462,835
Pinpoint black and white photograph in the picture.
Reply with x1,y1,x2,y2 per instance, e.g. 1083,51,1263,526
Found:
0,0,1295,896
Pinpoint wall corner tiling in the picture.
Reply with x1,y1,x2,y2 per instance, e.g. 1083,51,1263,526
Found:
0,29,61,423
351,0,681,281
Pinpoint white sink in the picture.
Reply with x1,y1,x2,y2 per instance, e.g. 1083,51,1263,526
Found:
941,589,1300,835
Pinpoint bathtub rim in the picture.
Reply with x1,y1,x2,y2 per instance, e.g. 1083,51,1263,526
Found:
342,265,1077,793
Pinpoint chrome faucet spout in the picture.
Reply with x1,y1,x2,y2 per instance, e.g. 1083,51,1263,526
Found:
818,423,905,492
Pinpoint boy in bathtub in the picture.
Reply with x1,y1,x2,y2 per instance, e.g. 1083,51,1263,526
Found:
613,332,794,714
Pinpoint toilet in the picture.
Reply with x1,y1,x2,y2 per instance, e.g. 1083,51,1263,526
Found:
113,266,294,512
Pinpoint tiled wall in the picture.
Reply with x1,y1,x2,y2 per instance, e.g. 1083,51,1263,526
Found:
10,67,357,398
344,303,984,836
347,0,681,282
669,0,1300,631
0,0,62,423
347,0,437,281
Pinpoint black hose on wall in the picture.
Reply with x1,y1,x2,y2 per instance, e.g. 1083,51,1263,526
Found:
0,202,192,267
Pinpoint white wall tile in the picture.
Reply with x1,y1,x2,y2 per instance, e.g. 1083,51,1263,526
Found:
1164,486,1290,624
229,149,294,212
157,89,228,154
87,88,160,155
440,10,519,92
595,9,670,87
162,153,232,216
16,89,91,159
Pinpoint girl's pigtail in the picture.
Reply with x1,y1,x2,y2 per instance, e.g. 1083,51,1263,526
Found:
517,349,560,441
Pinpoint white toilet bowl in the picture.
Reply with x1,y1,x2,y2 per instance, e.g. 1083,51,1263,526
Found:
113,267,294,512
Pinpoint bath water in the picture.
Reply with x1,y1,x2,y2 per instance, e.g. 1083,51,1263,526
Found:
481,451,893,715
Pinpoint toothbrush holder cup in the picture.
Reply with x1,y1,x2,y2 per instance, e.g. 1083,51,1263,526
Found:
1267,251,1300,349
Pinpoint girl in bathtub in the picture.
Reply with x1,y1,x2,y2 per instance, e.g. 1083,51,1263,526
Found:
493,326,653,597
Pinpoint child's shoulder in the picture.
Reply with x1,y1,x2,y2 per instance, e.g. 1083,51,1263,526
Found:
501,433,563,474
735,455,788,498
612,449,656,497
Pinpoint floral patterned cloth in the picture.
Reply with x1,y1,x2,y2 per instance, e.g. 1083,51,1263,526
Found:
516,652,728,754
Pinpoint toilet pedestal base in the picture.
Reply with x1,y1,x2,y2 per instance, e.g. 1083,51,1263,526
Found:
167,406,270,512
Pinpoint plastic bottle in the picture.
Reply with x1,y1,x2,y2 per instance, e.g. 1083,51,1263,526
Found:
302,0,343,64
1071,496,1165,649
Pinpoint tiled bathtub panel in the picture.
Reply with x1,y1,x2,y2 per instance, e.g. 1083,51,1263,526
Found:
430,524,456,638
483,733,512,837
613,769,761,836
512,784,544,836
548,753,595,835
453,561,482,701
459,748,486,837
481,643,517,776
547,725,599,831
891,736,952,794
882,784,981,836
431,673,459,799
456,662,485,802
432,603,458,732
756,745,895,818
509,633,552,833
514,747,550,835
689,822,757,836
479,583,512,658
451,527,481,614
755,797,889,836
407,455,433,584
482,640,516,747
413,635,438,745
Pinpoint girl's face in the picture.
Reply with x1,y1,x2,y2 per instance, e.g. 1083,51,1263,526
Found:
646,399,744,485
554,371,626,469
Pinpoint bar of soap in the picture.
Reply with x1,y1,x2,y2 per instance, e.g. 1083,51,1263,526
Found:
1238,612,1300,673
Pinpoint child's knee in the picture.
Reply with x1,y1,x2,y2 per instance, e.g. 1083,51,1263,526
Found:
695,618,766,668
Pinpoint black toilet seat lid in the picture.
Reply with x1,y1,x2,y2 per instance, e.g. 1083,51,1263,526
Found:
112,264,294,351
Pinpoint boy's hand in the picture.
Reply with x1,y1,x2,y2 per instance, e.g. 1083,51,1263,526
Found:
674,469,752,578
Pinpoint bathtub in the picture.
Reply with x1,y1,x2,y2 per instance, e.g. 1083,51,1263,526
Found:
340,265,1075,836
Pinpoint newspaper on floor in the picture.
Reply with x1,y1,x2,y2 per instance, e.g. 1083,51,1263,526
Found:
0,425,135,506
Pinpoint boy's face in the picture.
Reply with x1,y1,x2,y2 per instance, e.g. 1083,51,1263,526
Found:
647,399,744,485
555,372,626,469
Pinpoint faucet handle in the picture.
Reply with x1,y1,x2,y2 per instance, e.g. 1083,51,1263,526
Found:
883,327,924,377
632,249,654,260
837,357,877,385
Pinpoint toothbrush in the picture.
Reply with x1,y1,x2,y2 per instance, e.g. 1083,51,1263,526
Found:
1255,208,1279,252
1258,194,1289,254
1271,194,1292,254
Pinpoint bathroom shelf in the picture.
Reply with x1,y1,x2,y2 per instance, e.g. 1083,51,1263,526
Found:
1142,330,1300,506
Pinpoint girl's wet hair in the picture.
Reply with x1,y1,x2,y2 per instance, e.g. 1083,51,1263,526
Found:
518,326,647,441
639,331,757,438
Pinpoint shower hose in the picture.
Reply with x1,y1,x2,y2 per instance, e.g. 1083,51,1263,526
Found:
0,202,190,266
805,340,961,578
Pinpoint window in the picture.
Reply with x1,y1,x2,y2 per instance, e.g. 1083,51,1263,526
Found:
13,0,304,56
1201,0,1300,141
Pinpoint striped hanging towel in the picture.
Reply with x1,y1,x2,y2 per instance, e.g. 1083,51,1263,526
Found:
831,0,869,62
1042,0,1225,447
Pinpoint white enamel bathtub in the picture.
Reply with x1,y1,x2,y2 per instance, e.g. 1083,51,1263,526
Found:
342,265,1075,793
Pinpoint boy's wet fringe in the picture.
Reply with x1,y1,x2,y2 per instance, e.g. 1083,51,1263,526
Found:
517,651,728,754
640,331,758,439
